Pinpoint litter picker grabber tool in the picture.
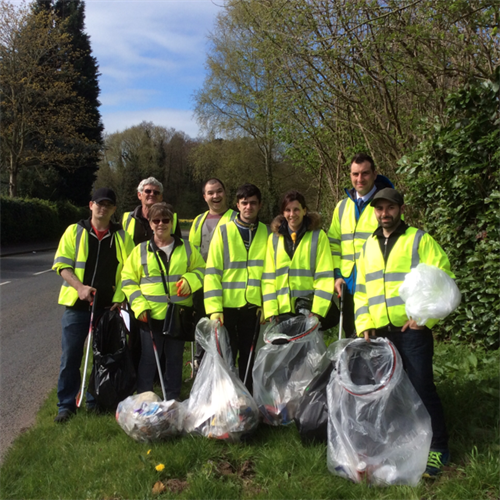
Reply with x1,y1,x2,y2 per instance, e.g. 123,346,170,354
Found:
185,341,195,382
147,311,167,401
338,282,346,340
243,315,261,387
76,292,97,407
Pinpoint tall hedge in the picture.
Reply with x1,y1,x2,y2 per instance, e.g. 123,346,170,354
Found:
399,69,500,349
0,197,88,245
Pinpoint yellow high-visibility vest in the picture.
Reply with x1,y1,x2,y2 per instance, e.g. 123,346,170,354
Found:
327,197,379,278
121,239,205,320
354,227,455,334
262,230,334,319
52,224,134,306
204,220,268,314
188,209,236,253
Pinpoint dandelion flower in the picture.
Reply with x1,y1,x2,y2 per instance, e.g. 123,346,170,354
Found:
147,449,152,455
155,463,165,472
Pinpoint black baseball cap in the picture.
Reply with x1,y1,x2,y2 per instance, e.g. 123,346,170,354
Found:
91,187,116,205
370,188,404,207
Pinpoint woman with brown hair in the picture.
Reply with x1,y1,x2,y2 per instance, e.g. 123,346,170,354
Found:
261,190,338,329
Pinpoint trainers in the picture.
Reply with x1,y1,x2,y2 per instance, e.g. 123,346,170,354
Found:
53,409,75,423
423,450,450,478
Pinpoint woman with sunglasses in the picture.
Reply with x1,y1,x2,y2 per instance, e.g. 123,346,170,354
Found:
261,190,338,329
122,202,205,399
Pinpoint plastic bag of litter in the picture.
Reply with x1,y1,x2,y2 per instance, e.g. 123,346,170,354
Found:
399,263,461,326
252,314,327,426
116,391,185,442
327,338,432,486
183,318,259,442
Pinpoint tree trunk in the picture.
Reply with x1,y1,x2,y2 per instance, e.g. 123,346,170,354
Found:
9,154,17,197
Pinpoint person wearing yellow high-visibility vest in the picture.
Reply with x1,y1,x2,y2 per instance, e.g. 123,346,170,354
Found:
122,203,205,399
52,188,134,422
189,178,236,259
354,188,455,479
262,190,337,328
327,153,395,337
122,177,181,245
204,183,268,391
121,177,181,371
188,178,236,371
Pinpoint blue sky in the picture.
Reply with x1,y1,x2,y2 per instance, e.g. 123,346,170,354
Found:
82,0,223,138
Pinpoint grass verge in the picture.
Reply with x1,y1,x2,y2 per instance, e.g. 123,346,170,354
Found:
0,339,498,500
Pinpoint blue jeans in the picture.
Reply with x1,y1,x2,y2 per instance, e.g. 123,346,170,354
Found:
57,308,98,412
137,323,185,400
379,327,448,450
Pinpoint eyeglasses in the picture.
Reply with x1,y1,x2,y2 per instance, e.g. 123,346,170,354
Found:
151,218,171,225
144,189,161,196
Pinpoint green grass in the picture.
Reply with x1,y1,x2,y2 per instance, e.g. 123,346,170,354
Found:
1,340,498,500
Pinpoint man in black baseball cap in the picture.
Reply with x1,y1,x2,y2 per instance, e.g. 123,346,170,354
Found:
52,186,133,422
355,185,455,478
370,187,404,207
91,187,117,205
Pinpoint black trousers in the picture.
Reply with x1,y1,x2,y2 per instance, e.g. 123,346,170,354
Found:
223,305,259,393
340,291,357,338
379,327,448,450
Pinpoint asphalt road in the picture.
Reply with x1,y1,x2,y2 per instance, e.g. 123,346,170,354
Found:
0,250,62,462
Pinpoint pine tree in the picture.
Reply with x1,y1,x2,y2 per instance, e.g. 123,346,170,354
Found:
34,0,103,205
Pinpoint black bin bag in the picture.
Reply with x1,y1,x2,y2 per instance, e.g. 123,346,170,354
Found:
294,360,334,444
88,309,136,411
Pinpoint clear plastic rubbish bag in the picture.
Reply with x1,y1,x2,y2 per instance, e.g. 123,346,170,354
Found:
183,318,259,442
252,314,327,426
116,391,185,442
399,263,461,326
326,338,432,486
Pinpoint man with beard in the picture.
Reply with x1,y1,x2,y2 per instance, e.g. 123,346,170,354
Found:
354,188,455,478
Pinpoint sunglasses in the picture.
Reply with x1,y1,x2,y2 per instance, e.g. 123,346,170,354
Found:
151,218,171,225
144,189,161,195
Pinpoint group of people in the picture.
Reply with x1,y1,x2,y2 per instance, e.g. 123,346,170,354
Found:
52,152,455,478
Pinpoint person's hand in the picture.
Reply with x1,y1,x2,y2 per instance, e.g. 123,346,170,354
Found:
110,301,125,311
402,319,425,332
334,278,345,297
210,313,224,325
256,307,266,324
137,310,149,323
78,286,96,302
176,278,191,297
363,329,376,342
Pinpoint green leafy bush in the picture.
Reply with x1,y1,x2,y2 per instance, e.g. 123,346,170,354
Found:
0,197,88,245
399,68,500,349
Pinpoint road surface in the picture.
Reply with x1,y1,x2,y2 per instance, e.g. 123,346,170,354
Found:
0,250,62,462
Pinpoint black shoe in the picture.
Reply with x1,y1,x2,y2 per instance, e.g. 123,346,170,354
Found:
54,409,75,423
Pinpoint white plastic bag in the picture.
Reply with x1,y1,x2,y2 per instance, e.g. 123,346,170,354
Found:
399,263,461,326
116,391,185,442
183,318,259,442
327,338,432,486
252,314,327,426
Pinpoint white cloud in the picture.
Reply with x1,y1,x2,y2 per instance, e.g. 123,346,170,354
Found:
103,107,202,138
83,1,222,133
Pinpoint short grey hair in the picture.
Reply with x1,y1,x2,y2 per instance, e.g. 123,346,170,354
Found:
137,177,163,194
